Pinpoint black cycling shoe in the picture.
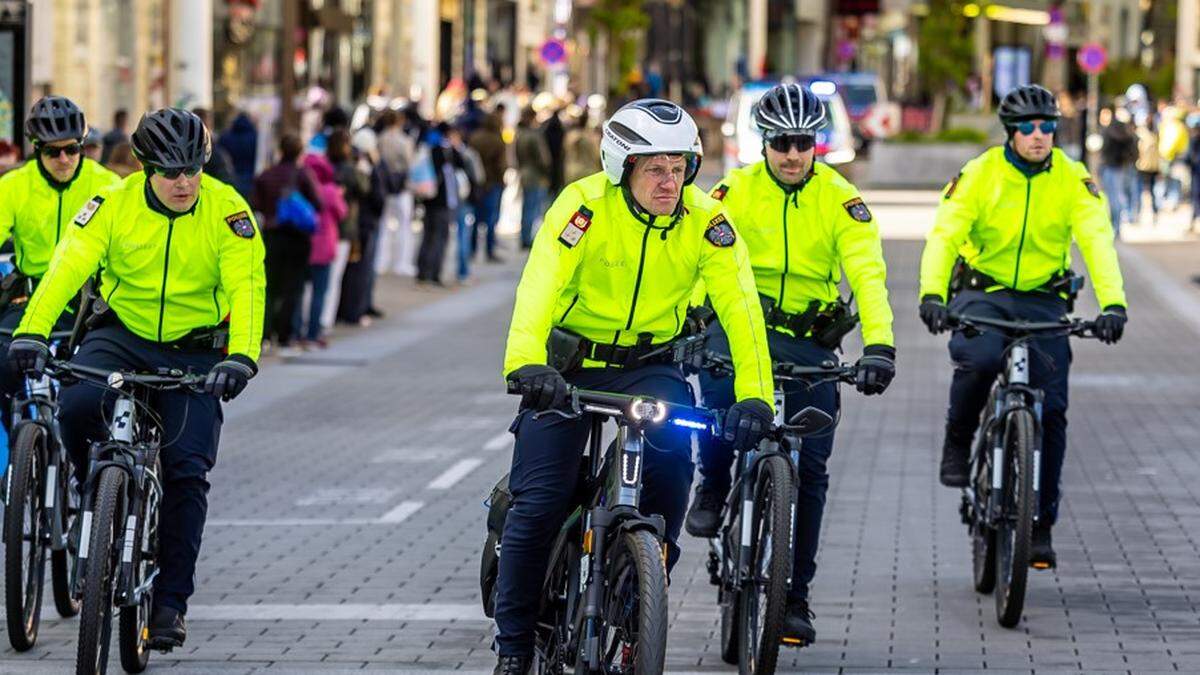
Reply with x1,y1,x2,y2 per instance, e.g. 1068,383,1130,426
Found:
684,484,725,538
147,605,186,651
781,600,816,647
494,655,531,675
1030,523,1057,569
939,437,971,488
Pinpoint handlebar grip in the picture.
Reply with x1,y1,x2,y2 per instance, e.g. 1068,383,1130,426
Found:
506,380,519,395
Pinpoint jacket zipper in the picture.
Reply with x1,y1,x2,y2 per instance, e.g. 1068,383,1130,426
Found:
623,224,653,330
673,306,681,334
55,193,63,244
1011,179,1032,288
559,293,580,322
105,278,121,304
212,288,221,323
778,196,790,307
157,217,176,342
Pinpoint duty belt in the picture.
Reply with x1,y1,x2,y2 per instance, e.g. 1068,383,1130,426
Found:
960,266,1082,298
760,296,822,338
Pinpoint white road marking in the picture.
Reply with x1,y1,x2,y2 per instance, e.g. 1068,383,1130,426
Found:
378,500,424,523
482,431,513,451
294,487,396,506
427,458,485,490
187,603,487,622
370,447,459,462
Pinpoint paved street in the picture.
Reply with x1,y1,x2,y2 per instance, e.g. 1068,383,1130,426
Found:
4,191,1200,674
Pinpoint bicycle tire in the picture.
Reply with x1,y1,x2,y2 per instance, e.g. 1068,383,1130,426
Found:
994,409,1035,628
76,466,126,675
532,537,575,675
119,466,157,674
737,454,793,674
971,434,996,594
4,423,48,651
52,448,81,618
719,585,740,665
597,529,668,675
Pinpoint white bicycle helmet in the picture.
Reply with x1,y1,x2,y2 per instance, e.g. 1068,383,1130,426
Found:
600,99,703,186
752,83,827,138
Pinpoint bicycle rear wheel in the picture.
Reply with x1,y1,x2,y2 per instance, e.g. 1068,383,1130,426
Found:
994,409,1035,628
52,451,81,618
597,529,668,675
4,423,48,651
737,454,794,675
76,466,126,675
119,463,158,673
532,538,576,675
971,434,996,594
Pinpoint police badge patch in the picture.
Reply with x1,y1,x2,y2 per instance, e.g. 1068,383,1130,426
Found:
704,214,736,247
73,196,104,228
225,211,256,239
558,205,593,248
842,197,872,223
712,184,729,201
1083,178,1102,199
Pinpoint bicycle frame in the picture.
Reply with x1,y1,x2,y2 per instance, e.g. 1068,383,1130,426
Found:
533,389,715,671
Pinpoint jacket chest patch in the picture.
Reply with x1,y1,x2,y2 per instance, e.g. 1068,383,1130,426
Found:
558,205,593,248
73,196,104,228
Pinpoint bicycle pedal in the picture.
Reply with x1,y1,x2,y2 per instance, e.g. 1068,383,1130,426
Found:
781,636,809,648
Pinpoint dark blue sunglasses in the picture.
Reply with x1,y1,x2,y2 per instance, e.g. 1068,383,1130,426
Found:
1012,120,1057,136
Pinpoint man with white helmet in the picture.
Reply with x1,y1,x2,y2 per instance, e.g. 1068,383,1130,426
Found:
494,99,773,674
684,82,895,645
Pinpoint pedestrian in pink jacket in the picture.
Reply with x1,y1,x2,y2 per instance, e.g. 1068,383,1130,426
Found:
301,152,348,346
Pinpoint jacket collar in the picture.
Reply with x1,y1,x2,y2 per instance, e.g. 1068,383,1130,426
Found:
1003,143,1053,178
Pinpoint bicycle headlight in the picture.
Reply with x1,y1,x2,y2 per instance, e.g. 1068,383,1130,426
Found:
628,398,667,424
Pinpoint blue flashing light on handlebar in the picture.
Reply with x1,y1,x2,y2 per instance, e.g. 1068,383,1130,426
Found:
671,417,711,431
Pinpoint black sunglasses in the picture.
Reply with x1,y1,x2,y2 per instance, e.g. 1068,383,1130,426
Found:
39,143,82,159
152,165,203,180
1011,120,1058,136
766,134,817,153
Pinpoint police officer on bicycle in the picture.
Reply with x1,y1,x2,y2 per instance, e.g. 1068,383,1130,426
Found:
8,108,265,649
0,96,120,416
683,82,896,645
919,84,1127,568
495,99,774,674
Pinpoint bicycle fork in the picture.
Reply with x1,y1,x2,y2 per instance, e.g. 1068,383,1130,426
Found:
73,397,138,597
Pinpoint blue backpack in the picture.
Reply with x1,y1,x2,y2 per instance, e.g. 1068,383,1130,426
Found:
276,189,317,234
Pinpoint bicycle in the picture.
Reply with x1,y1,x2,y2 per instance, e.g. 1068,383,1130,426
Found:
3,329,79,651
482,386,724,674
948,313,1095,628
696,351,852,674
45,359,206,674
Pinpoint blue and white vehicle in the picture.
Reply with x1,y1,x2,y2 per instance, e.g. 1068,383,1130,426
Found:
721,79,857,173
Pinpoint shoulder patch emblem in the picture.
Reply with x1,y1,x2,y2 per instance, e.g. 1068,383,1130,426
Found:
225,211,257,239
712,184,729,201
73,196,104,228
944,173,961,200
1082,178,1101,199
842,197,872,223
704,213,736,247
558,205,593,248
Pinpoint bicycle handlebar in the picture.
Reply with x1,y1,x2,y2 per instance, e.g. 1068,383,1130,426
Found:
696,349,858,384
947,312,1096,339
46,359,207,391
506,381,720,435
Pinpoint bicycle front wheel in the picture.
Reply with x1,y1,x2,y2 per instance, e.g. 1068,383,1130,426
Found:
737,454,794,675
119,462,159,674
597,529,668,675
76,466,126,675
4,423,49,651
994,409,1035,628
52,452,82,618
971,435,996,594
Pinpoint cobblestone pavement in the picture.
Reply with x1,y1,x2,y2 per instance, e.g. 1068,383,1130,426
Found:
3,194,1200,673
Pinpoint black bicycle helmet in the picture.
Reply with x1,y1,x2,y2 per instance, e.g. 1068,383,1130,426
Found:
25,96,87,144
752,83,827,137
997,85,1060,125
131,108,212,170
